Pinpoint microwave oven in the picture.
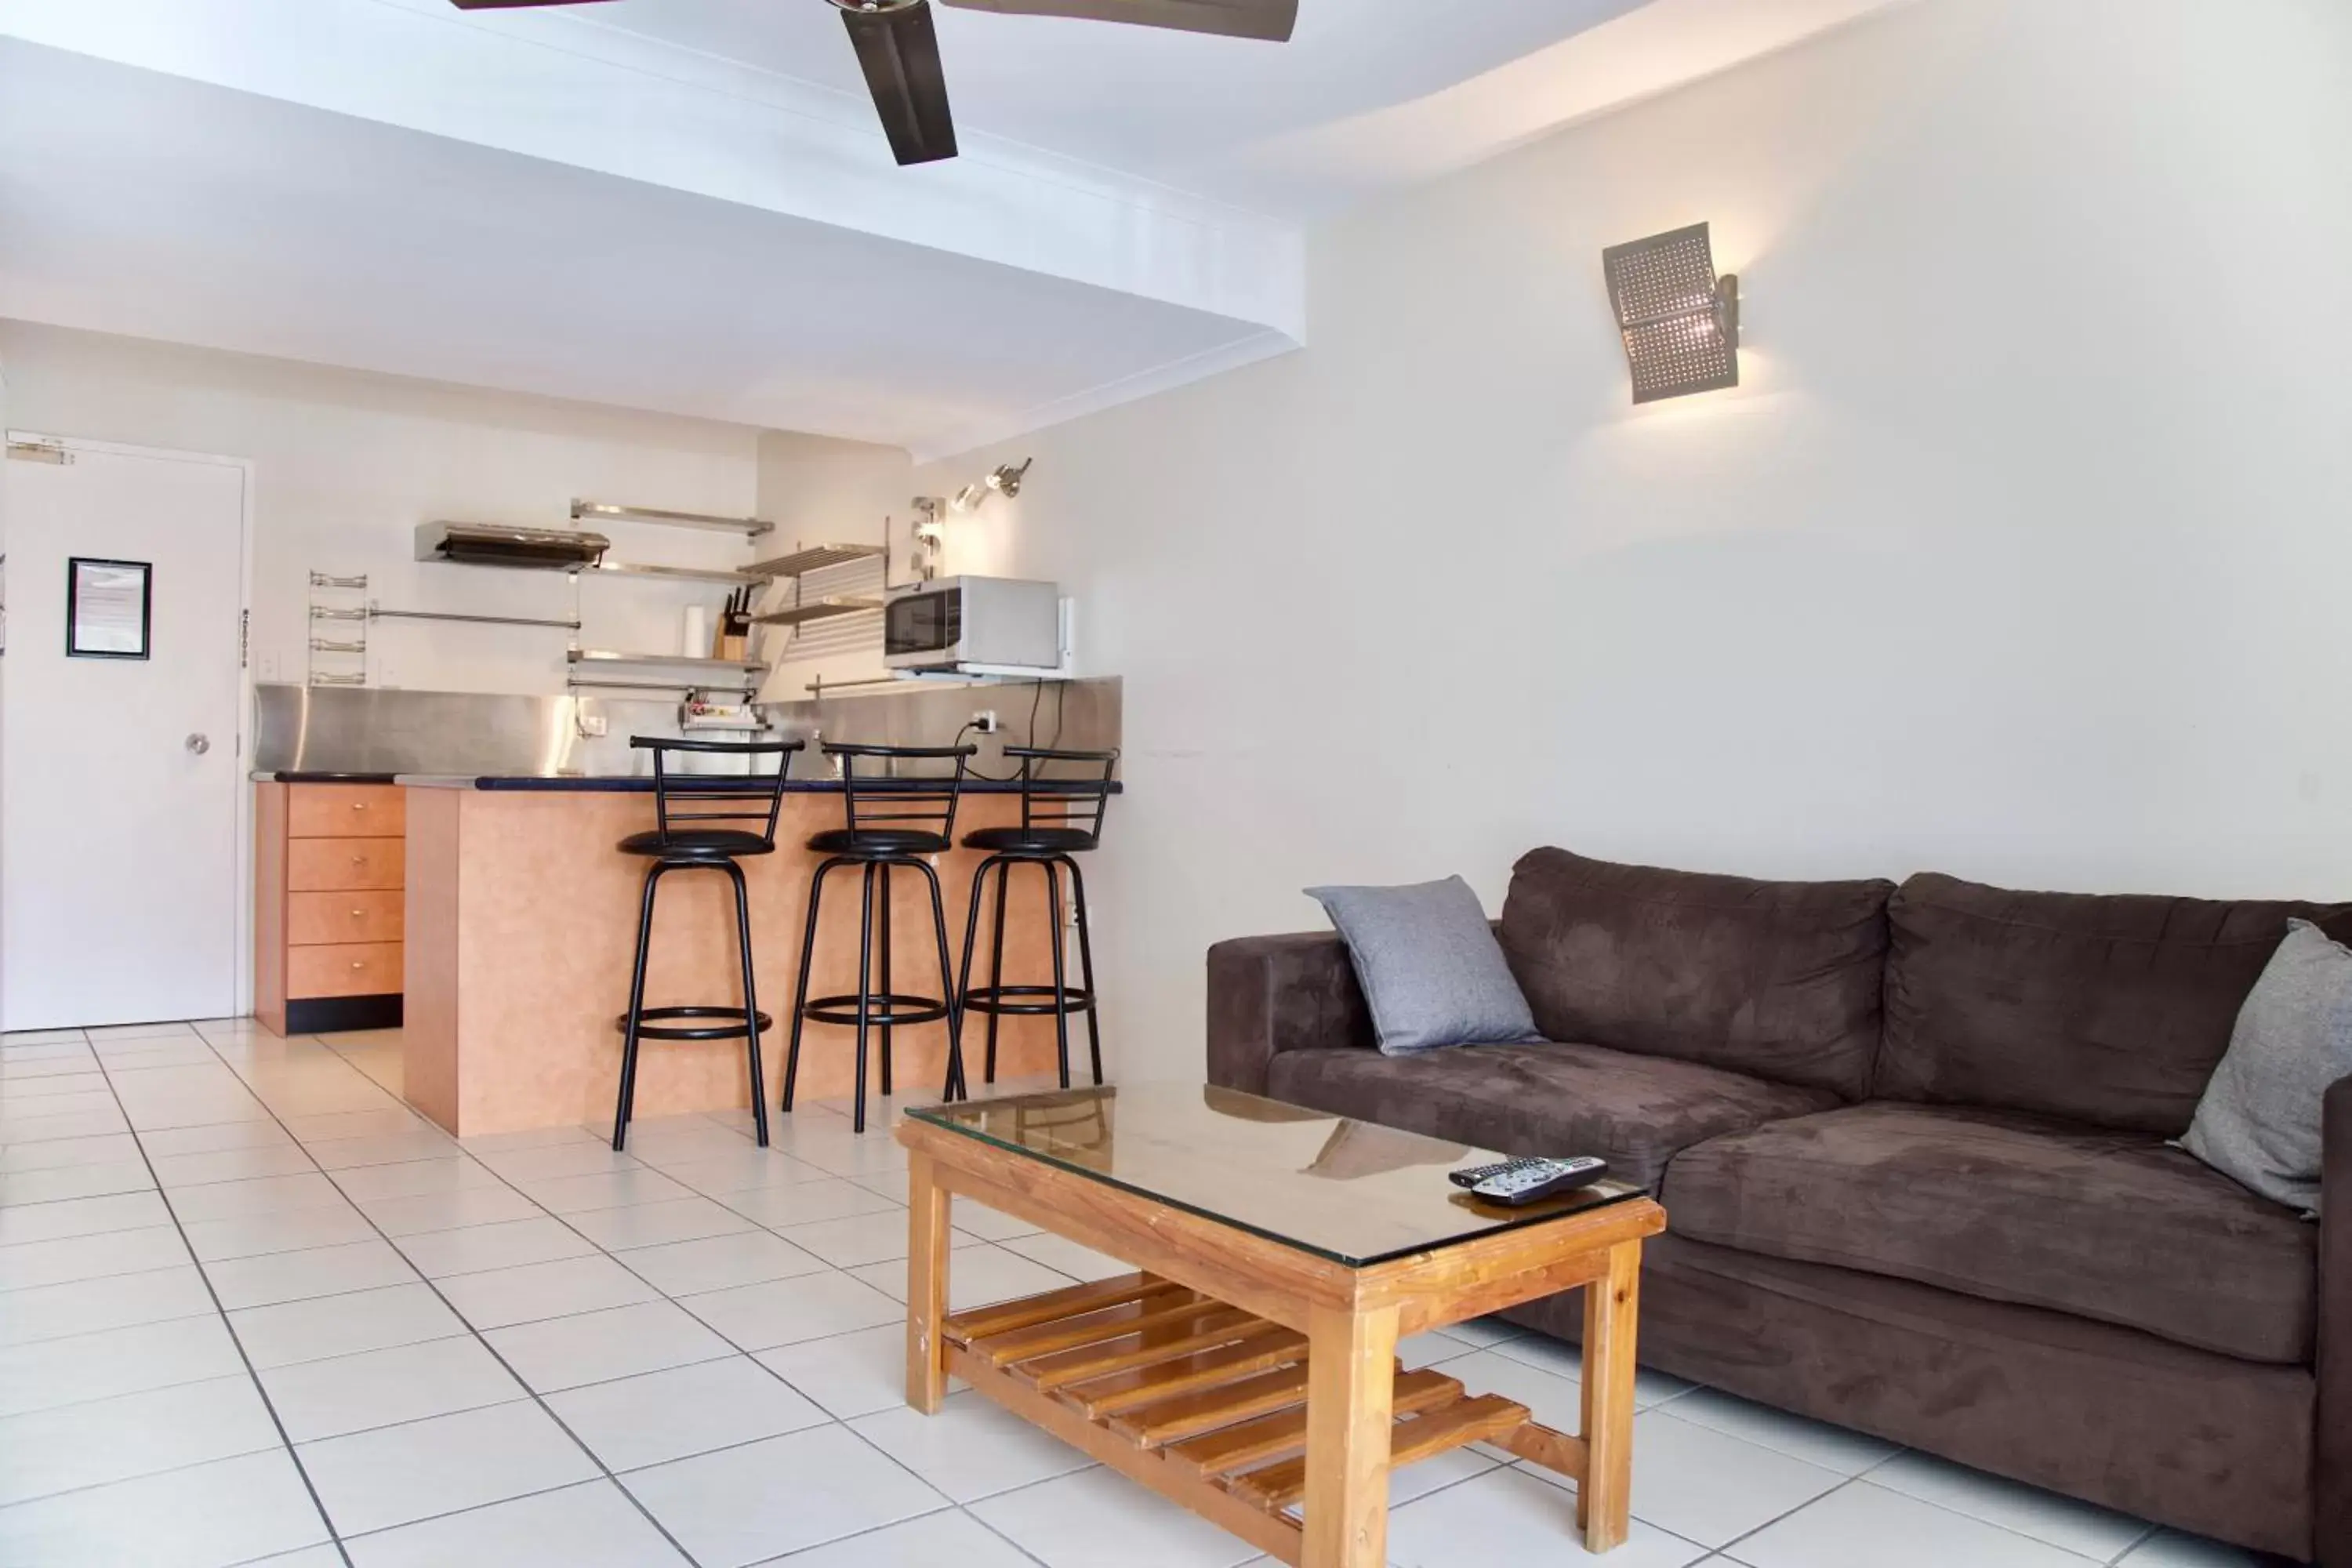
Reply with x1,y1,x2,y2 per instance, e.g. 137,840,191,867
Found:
884,575,1065,674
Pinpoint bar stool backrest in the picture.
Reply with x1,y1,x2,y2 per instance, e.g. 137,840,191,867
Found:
1010,746,1120,849
826,742,978,845
631,736,804,850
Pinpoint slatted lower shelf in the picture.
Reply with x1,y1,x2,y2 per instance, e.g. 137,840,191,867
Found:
942,1270,1571,1552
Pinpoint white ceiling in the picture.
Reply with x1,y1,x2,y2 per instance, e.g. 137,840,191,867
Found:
572,0,1658,218
0,38,1276,455
0,0,1901,456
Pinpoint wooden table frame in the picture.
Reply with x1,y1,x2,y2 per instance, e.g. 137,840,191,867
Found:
897,1118,1668,1567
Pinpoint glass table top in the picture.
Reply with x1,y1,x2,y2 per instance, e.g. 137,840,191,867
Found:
906,1083,1646,1268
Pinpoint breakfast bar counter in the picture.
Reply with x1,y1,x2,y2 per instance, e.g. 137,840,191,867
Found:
398,774,1112,1137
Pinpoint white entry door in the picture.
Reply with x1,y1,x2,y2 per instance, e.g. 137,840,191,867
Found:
2,439,248,1029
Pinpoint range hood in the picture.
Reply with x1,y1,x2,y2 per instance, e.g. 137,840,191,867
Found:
416,521,610,571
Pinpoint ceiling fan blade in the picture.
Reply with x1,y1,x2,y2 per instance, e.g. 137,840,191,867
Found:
939,0,1294,43
448,1,616,9
840,2,960,166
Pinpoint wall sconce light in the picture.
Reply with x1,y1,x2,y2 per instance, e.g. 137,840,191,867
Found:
1602,223,1739,403
950,457,1033,514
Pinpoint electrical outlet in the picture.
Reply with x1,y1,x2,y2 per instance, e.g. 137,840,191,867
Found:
972,710,1000,734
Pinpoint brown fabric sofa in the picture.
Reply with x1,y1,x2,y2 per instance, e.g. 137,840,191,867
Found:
1206,848,2349,1564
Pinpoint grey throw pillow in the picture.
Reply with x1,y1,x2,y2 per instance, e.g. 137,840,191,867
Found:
2180,918,2352,1215
1305,876,1542,1057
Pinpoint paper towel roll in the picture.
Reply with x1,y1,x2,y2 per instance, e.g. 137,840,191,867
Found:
681,604,710,658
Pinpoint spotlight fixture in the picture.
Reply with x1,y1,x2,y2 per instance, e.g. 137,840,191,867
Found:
1601,223,1739,403
949,458,1033,514
909,495,946,581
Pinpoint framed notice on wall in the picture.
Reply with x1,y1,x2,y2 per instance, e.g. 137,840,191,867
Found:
67,557,152,659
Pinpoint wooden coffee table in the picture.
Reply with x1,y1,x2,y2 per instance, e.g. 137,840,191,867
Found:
895,1084,1666,1567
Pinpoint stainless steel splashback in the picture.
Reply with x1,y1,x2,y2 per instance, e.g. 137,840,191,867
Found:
252,679,1122,779
764,678,1121,776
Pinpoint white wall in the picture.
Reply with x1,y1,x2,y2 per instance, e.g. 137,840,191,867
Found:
0,322,766,695
916,0,2352,1080
750,430,913,702
0,347,11,1019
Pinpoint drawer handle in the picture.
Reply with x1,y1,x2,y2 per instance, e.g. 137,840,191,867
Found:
351,800,368,809
350,960,366,970
350,854,365,865
350,909,365,918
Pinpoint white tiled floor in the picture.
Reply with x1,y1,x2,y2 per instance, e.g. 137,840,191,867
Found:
0,1020,2289,1568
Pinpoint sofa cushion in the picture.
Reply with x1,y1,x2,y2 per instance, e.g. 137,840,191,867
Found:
1881,873,2352,1134
1497,848,1893,1101
1264,1039,1840,1190
1661,1101,2317,1364
1304,876,1541,1055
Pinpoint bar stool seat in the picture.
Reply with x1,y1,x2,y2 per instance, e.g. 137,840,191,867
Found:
805,827,950,855
618,829,777,861
961,826,1097,854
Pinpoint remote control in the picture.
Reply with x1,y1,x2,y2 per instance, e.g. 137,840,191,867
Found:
1446,1159,1527,1189
1469,1156,1610,1206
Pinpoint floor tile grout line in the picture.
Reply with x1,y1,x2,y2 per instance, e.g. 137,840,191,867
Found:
1700,1452,2122,1568
732,1501,1047,1568
201,1025,1076,1564
1690,1436,1917,1563
65,1024,358,1568
955,1504,1062,1568
180,1029,721,1568
390,1091,1092,1562
50,1023,2192,1568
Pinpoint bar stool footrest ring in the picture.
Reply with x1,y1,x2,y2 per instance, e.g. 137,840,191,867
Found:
617,1006,775,1042
960,983,1095,1017
801,992,952,1029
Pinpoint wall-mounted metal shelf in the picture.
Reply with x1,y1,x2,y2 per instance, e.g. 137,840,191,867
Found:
746,544,887,580
752,596,882,629
308,571,369,688
373,607,581,631
572,500,774,539
566,676,733,695
586,561,763,588
568,648,769,675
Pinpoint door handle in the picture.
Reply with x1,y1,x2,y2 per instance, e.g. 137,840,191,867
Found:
185,733,211,755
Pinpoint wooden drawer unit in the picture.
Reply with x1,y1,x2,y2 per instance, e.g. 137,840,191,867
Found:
289,837,405,892
288,942,405,999
289,890,405,947
290,783,406,838
257,780,408,1036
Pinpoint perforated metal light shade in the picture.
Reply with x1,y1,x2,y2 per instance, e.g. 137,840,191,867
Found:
1602,223,1740,403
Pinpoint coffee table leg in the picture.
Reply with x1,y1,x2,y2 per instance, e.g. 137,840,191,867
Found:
1580,1240,1642,1551
1303,1303,1397,1568
906,1152,950,1414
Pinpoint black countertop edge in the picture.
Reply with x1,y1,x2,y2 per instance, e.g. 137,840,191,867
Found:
396,774,1122,795
254,771,402,784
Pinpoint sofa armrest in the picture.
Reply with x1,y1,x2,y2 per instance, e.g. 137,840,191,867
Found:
2321,1076,2350,1566
1205,931,1374,1095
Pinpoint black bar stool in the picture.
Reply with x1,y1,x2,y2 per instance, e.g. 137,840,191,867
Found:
780,742,977,1134
612,736,804,1152
956,746,1119,1090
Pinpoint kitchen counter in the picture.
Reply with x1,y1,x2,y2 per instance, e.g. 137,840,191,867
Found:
400,779,1105,1137
395,773,1120,793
